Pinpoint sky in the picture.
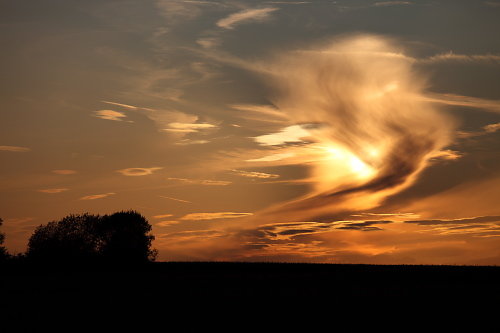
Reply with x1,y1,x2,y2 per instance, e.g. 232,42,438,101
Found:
1,0,500,264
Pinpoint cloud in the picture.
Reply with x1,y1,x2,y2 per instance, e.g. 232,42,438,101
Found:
153,214,174,219
101,101,139,110
180,212,253,220
175,139,210,145
223,35,455,226
484,123,500,133
52,169,77,175
37,188,69,194
216,7,279,29
374,1,413,6
167,177,231,186
0,145,30,152
254,220,394,241
246,152,295,162
156,220,180,227
93,110,129,122
159,195,191,203
422,52,500,64
162,122,217,133
196,37,221,49
253,125,312,146
117,167,163,176
430,149,463,161
79,192,115,200
230,169,280,179
405,216,500,226
423,93,500,114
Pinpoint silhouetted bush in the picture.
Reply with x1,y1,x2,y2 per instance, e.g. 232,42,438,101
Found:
27,210,157,264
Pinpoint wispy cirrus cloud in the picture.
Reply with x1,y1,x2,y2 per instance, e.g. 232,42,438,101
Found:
167,177,231,186
180,212,253,220
0,145,30,152
117,167,163,176
153,214,174,219
374,1,413,6
155,220,180,227
162,122,217,133
93,110,130,122
79,192,115,200
37,188,69,194
422,51,500,64
246,152,295,162
159,195,191,203
230,169,280,179
216,7,279,29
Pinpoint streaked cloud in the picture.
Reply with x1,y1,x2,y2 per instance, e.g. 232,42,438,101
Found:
374,1,413,6
175,139,210,145
180,212,253,220
155,220,180,227
217,7,279,29
153,214,174,219
246,152,295,162
159,195,191,203
423,93,500,113
230,169,280,179
253,125,311,146
93,110,129,122
430,149,463,161
101,101,138,110
167,177,231,186
117,167,163,176
79,192,115,200
52,169,77,175
37,188,69,194
0,145,30,152
405,215,500,226
423,51,500,64
196,37,221,49
163,122,217,133
484,122,500,133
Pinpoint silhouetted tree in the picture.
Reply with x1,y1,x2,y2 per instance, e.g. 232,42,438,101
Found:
0,218,8,261
27,211,156,264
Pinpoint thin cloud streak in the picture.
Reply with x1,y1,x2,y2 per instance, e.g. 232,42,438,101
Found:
180,212,253,220
216,7,279,29
79,192,115,200
37,188,69,194
117,167,163,176
0,145,30,152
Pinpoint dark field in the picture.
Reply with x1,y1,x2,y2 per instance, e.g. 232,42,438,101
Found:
2,262,499,327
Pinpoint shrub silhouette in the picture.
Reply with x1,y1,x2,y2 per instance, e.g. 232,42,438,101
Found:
27,211,156,263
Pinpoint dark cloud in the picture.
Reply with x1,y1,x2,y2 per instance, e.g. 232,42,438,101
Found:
405,215,500,226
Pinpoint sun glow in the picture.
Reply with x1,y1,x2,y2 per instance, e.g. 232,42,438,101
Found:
323,146,377,180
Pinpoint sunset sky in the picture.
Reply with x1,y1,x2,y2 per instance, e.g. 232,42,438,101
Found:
1,0,500,264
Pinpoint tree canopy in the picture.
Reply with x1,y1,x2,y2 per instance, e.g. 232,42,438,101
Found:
27,211,157,263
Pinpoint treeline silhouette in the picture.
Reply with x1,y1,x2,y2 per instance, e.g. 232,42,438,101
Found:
0,210,157,266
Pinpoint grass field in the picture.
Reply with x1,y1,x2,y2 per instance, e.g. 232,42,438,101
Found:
2,262,499,328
